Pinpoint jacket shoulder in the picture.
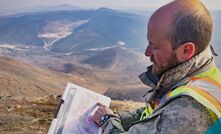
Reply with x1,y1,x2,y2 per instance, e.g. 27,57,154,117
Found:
127,95,215,134
157,95,215,133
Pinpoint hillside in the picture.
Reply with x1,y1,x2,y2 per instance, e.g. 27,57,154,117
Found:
0,51,149,101
0,55,148,133
80,46,148,71
0,56,69,97
0,56,113,97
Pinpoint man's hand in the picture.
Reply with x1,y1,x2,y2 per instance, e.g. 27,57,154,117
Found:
91,103,114,126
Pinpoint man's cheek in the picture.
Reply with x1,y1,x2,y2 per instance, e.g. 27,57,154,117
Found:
153,54,161,67
152,51,158,63
157,58,166,68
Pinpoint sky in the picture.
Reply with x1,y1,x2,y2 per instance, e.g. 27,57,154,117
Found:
0,0,221,11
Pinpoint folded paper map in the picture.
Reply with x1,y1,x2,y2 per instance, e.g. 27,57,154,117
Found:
48,82,111,134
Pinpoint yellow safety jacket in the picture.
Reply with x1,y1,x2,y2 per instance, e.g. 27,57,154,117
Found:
140,65,221,132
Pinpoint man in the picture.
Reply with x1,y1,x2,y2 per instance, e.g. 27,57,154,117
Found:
92,0,221,133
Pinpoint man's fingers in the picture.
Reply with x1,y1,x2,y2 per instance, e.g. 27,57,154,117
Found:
91,107,104,125
96,102,105,107
91,103,114,125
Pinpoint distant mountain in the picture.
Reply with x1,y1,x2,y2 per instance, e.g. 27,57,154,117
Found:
81,46,119,69
0,10,93,46
81,46,150,72
0,4,82,16
52,8,147,53
0,8,147,53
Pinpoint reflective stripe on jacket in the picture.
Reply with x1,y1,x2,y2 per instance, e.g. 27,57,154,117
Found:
140,65,221,125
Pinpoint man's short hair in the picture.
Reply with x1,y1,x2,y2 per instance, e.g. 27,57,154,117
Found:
168,2,213,55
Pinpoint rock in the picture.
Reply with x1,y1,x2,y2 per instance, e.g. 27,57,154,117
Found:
4,105,14,112
31,118,40,124
15,105,22,109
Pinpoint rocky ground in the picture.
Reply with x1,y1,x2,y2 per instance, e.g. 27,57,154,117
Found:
0,95,144,134
0,54,147,134
0,96,59,134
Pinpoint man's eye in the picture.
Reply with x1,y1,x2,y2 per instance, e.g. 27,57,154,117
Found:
150,45,158,50
148,43,158,50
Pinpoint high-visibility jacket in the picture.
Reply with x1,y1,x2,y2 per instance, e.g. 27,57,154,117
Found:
140,65,221,132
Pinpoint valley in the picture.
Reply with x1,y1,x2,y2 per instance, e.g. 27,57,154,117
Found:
0,6,220,133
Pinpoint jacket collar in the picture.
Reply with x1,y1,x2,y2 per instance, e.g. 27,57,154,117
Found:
139,46,214,102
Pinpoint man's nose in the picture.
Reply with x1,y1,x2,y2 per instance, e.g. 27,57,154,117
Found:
145,45,152,57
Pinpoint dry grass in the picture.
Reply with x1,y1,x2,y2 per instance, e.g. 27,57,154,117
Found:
110,100,145,113
0,96,145,134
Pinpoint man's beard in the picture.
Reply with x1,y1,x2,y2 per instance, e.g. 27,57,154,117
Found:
152,52,179,77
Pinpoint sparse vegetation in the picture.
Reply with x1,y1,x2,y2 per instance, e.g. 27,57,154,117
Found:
0,96,144,133
0,56,147,133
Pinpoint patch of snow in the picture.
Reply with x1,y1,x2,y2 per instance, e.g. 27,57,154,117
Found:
0,44,15,49
0,44,22,51
38,20,89,51
65,52,73,56
117,41,126,45
86,44,125,51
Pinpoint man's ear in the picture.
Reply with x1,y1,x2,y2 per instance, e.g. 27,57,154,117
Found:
176,42,196,62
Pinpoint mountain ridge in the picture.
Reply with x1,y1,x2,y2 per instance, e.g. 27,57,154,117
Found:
0,8,147,53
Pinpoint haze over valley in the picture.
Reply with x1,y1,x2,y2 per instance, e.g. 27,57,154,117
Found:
0,5,220,133
0,5,221,101
0,6,153,100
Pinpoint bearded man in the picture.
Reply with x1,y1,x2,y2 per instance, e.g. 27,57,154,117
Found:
92,0,221,133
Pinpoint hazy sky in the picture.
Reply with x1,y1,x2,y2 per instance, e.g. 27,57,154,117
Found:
0,0,220,10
